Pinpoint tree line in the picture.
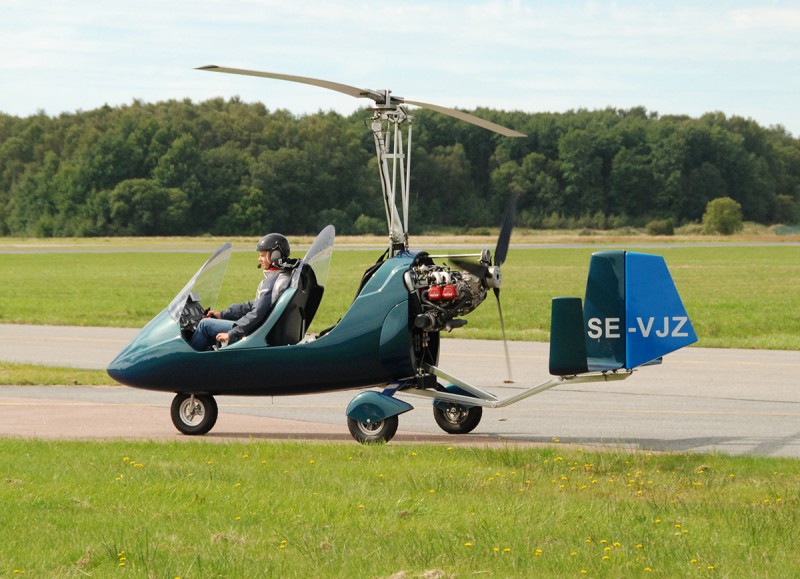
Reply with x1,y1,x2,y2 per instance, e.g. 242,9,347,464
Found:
1,98,798,237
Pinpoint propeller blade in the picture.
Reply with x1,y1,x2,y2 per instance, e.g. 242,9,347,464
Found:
494,288,513,383
494,193,518,267
197,66,526,137
448,256,489,279
404,99,526,138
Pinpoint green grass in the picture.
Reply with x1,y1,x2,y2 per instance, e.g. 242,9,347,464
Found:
5,244,798,349
1,440,798,578
0,362,111,386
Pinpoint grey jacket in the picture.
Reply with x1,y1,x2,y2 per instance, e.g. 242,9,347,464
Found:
221,268,293,342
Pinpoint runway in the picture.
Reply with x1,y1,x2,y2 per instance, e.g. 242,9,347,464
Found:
1,324,799,457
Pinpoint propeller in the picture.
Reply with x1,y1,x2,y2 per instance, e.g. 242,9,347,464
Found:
449,193,518,383
196,65,526,138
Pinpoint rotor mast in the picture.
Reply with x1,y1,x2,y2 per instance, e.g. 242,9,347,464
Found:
370,102,413,254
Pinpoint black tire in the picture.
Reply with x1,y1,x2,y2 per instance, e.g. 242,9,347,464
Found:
433,404,483,434
170,393,218,435
347,415,399,444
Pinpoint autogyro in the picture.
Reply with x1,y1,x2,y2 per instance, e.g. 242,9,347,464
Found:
107,66,697,443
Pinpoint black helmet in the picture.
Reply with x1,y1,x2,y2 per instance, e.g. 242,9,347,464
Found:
256,233,290,264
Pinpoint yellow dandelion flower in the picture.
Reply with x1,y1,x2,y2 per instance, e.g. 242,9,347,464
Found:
464,542,473,548
504,548,511,553
493,547,500,553
645,567,653,572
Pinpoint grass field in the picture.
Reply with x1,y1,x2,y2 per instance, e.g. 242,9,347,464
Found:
1,439,798,577
2,237,799,578
1,239,798,349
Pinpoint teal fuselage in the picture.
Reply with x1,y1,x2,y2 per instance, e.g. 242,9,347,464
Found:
108,253,432,396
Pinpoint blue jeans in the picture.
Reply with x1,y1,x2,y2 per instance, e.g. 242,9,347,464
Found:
189,318,235,351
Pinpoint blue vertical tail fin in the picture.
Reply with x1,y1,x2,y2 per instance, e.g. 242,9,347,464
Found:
550,250,697,376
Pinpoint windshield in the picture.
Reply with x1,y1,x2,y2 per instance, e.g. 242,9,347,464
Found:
304,224,334,289
165,227,334,323
167,243,232,321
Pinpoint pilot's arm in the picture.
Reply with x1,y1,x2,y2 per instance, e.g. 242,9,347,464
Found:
225,270,291,343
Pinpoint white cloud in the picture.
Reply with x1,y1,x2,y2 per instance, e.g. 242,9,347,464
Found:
0,0,798,134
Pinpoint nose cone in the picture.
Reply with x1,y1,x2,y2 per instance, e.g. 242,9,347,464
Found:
106,309,188,389
106,346,136,385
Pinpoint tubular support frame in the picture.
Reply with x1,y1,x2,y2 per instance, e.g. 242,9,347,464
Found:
411,363,632,409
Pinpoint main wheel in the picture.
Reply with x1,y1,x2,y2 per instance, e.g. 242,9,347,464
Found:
171,393,218,435
433,403,482,434
347,415,399,444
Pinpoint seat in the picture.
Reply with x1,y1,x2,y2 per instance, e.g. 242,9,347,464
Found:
266,263,323,346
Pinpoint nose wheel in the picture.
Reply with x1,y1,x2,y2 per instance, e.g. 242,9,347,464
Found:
171,393,218,435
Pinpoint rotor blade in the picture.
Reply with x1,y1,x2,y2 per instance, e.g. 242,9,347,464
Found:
494,288,514,383
404,99,526,138
494,193,518,267
198,66,527,137
196,65,387,103
448,257,489,279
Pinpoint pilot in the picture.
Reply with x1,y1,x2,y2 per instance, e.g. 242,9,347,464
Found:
189,233,294,351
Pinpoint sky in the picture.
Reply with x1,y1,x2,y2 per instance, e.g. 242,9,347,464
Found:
2,0,800,136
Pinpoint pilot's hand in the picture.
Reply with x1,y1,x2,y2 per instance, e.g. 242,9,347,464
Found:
215,332,230,343
205,309,221,319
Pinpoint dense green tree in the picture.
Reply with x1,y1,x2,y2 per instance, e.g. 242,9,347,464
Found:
1,100,799,236
703,196,744,235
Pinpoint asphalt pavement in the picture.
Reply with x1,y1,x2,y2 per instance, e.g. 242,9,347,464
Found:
1,324,799,457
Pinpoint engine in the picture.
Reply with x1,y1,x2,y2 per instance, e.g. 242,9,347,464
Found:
406,261,487,332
